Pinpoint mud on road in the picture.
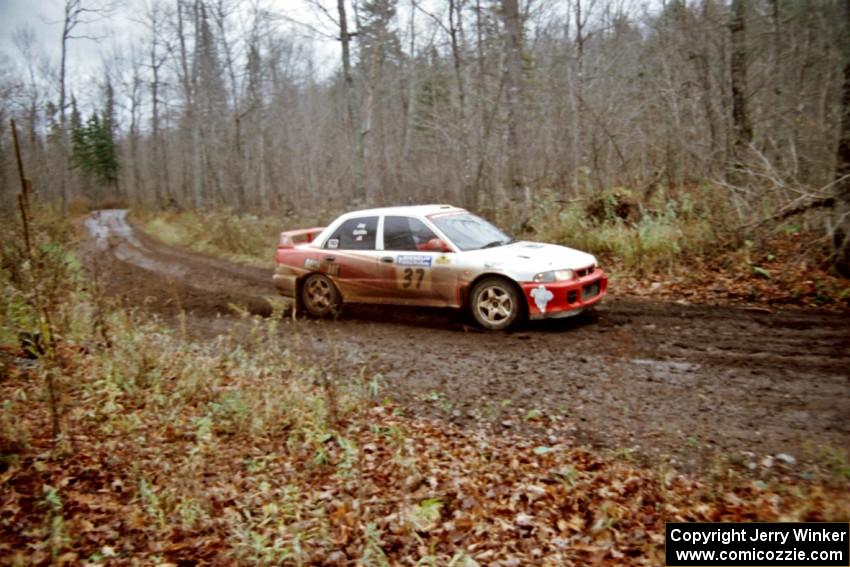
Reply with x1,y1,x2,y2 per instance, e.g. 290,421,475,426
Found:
83,210,850,472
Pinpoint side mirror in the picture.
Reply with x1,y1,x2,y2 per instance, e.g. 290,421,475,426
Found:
422,238,451,252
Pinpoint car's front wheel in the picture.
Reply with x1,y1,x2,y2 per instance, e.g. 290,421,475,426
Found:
301,273,342,318
470,277,523,331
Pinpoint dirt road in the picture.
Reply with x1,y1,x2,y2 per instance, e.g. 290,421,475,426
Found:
84,210,850,471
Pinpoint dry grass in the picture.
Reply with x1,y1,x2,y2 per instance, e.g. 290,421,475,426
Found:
515,186,729,276
134,208,335,268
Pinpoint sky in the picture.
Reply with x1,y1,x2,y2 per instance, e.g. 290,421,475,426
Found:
0,0,596,112
0,0,343,89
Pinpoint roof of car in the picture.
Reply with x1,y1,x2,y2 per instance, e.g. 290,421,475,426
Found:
337,204,465,219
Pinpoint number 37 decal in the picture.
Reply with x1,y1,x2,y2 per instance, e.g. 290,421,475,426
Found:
396,267,431,290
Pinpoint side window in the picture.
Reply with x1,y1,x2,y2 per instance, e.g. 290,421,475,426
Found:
325,216,378,250
383,216,438,251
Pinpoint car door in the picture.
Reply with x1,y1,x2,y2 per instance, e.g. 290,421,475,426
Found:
377,215,457,305
320,216,381,301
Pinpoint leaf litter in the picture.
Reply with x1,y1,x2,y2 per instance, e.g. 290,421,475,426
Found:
2,356,848,566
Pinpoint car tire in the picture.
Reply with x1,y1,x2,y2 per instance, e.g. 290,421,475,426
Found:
470,277,523,331
301,273,342,318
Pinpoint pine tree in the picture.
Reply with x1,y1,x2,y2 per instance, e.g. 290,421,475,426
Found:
69,96,88,170
69,92,120,189
99,81,119,187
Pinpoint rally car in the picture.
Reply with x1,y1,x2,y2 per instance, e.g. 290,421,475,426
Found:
273,205,607,330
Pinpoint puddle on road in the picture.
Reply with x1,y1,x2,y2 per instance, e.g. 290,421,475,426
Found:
85,209,202,280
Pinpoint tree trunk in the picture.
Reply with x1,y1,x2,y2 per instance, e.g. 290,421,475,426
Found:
833,0,850,275
338,0,366,202
151,48,165,205
176,0,202,208
146,0,169,206
694,0,721,173
448,0,471,204
400,0,417,164
59,8,71,216
729,0,752,174
472,0,487,206
570,0,584,193
501,0,523,200
361,43,380,202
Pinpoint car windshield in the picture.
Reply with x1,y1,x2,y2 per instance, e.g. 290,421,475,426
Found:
430,213,513,251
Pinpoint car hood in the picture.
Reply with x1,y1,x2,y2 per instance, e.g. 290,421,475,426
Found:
464,241,597,280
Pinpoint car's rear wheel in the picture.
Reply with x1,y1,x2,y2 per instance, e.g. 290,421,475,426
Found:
301,273,342,318
470,277,523,331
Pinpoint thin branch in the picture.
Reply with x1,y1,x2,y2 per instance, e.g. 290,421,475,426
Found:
741,175,850,229
303,0,340,28
276,13,341,41
412,0,451,36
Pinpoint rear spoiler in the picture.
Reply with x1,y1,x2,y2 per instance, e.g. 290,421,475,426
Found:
277,227,325,248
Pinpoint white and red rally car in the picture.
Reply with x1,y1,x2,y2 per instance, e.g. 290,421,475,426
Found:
273,205,607,330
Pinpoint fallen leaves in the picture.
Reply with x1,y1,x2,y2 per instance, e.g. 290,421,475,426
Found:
613,231,850,309
1,334,848,566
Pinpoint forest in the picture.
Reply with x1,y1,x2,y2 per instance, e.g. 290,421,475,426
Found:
1,0,850,564
1,0,849,275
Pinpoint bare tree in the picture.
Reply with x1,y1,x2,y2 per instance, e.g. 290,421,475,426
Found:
729,0,752,174
58,0,114,215
0,0,845,256
12,27,43,151
138,0,172,205
336,0,366,201
501,0,523,199
834,0,850,275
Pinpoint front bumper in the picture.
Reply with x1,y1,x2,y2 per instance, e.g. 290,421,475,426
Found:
522,271,608,320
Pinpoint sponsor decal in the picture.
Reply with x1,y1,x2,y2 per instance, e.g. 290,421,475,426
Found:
327,238,339,249
352,222,368,237
435,255,451,266
306,256,338,276
530,285,554,313
484,261,503,269
396,255,432,267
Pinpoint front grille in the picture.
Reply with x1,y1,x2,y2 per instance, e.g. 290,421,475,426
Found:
567,290,578,304
582,282,600,301
576,265,595,278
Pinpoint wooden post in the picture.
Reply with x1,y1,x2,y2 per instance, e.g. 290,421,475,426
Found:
11,120,33,258
10,118,62,442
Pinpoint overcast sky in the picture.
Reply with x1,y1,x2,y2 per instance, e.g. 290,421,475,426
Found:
0,0,342,89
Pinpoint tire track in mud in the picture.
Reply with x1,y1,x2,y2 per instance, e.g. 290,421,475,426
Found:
83,209,277,316
83,210,850,471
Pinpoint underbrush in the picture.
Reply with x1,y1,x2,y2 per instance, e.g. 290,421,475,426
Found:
0,209,374,562
514,186,850,307
136,189,850,308
516,186,731,275
137,189,723,276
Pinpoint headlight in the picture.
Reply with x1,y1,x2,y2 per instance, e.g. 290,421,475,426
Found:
533,269,575,282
